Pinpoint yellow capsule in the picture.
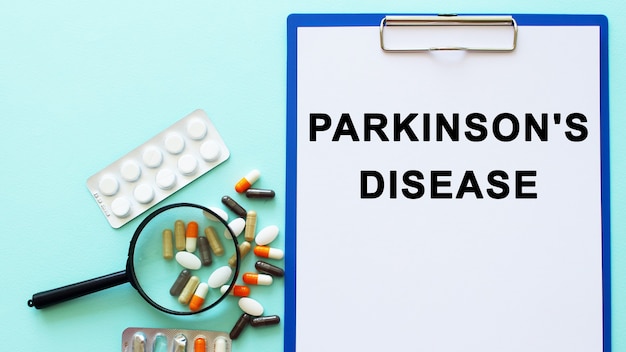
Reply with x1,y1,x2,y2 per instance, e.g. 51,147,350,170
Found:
178,275,200,304
244,210,257,242
228,241,251,267
162,229,173,260
204,226,224,256
174,220,186,251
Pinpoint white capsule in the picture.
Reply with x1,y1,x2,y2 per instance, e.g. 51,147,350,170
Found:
224,217,245,239
207,265,233,288
238,297,264,316
255,225,279,246
214,337,227,352
203,207,229,222
175,251,202,270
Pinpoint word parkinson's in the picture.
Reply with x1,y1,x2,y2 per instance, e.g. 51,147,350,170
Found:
309,112,590,200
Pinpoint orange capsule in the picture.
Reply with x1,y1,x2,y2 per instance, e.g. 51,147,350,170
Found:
194,337,206,352
254,245,284,260
188,283,208,311
220,284,251,297
186,221,199,252
243,273,273,286
235,169,260,193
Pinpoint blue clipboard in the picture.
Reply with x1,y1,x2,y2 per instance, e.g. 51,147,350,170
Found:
285,14,609,352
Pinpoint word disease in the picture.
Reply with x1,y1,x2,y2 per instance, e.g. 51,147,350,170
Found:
309,111,590,199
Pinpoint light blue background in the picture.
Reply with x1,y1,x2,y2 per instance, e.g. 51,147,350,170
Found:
0,1,623,351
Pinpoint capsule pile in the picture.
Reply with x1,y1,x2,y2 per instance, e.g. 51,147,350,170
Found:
161,168,284,336
224,170,284,339
164,216,238,312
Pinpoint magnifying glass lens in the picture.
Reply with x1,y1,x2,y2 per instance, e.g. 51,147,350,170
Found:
131,204,239,314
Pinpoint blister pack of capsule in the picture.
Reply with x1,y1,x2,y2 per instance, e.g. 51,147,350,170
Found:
122,327,231,352
86,109,230,228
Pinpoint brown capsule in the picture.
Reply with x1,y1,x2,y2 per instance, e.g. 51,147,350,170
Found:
169,269,191,296
162,229,174,260
244,210,257,242
197,236,212,266
245,188,276,199
255,260,285,277
228,241,251,267
250,315,281,327
174,220,186,251
221,195,247,218
204,226,225,256
229,313,251,339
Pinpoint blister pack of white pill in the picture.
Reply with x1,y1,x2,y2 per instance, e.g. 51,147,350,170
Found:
87,109,230,228
122,327,231,352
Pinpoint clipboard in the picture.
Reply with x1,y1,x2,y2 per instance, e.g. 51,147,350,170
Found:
285,14,610,352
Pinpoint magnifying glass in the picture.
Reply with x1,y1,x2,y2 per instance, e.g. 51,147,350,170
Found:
27,203,240,315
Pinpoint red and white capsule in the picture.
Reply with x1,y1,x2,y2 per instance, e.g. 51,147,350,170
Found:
220,284,251,297
254,245,284,260
189,282,209,311
235,169,260,193
243,273,273,286
185,221,199,252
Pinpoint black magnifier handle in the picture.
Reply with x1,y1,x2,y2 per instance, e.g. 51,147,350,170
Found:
27,270,129,309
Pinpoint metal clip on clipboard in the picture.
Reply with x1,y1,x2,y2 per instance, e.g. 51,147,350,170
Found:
379,15,518,52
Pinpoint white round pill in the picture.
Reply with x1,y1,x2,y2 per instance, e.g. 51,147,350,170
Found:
177,154,198,176
164,132,185,154
203,207,229,222
120,160,141,182
142,146,163,168
110,197,131,218
255,225,280,246
187,118,208,140
155,168,176,190
133,183,154,204
199,140,221,162
238,297,264,316
175,251,202,270
98,174,119,196
207,266,233,288
224,217,246,239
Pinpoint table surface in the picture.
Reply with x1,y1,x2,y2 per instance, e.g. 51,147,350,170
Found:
1,2,626,351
